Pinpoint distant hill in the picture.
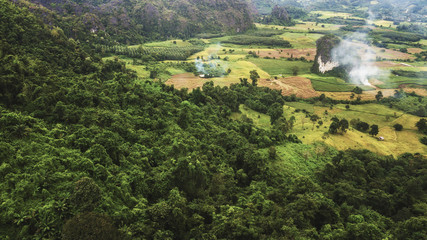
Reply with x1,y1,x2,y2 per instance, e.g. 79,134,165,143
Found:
246,0,303,15
15,0,254,44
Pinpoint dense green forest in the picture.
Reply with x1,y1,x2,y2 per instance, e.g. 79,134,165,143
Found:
1,0,426,239
16,0,254,44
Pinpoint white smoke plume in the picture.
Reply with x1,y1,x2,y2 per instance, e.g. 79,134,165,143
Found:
195,43,228,77
331,11,383,86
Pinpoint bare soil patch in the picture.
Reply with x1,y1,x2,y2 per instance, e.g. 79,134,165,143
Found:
256,49,316,61
258,76,319,98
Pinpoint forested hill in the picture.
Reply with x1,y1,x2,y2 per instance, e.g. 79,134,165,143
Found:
1,0,427,239
14,0,254,44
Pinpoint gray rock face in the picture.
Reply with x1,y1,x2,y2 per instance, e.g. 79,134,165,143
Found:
311,34,341,74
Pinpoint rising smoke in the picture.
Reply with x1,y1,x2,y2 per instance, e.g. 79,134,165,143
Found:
331,11,384,86
195,44,228,77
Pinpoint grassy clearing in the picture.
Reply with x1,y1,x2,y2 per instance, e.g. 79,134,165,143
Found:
280,32,323,48
188,44,223,60
387,43,414,50
255,23,286,30
248,58,312,76
102,56,151,78
310,11,361,19
167,60,271,89
127,65,150,78
283,102,426,156
372,20,396,28
165,67,187,75
140,39,193,48
270,143,337,176
287,21,342,32
208,60,270,86
377,74,427,89
303,74,375,92
230,104,271,129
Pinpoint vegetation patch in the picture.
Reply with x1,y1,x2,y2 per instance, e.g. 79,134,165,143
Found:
248,58,312,76
305,75,375,92
97,45,204,61
222,35,292,48
283,103,427,156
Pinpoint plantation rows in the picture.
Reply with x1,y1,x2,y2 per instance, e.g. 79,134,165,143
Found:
96,45,204,60
223,35,292,48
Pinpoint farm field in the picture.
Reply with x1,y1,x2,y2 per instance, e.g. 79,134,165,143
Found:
304,74,376,92
254,48,316,61
286,21,343,32
258,76,319,98
280,32,323,48
100,22,425,100
371,20,396,28
310,11,360,19
5,2,427,239
247,58,312,76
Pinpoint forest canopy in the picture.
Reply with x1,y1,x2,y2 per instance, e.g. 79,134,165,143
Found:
0,0,426,239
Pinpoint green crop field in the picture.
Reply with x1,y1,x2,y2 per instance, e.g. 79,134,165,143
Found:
303,74,375,92
248,58,312,76
280,32,323,48
140,39,193,47
377,75,427,89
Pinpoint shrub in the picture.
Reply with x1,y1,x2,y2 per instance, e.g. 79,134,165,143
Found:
62,212,120,240
70,177,101,212
356,121,370,132
393,124,403,131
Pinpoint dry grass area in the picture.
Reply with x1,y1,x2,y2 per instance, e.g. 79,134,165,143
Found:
258,76,319,98
284,103,427,157
319,87,427,100
351,42,415,60
256,48,316,61
407,48,424,54
374,61,407,68
375,47,415,60
165,73,206,90
286,21,343,32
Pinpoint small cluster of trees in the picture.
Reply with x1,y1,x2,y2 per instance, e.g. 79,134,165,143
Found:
329,117,349,134
329,117,380,136
416,118,427,145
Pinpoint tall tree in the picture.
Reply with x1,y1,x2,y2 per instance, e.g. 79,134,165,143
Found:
250,70,260,86
369,125,379,136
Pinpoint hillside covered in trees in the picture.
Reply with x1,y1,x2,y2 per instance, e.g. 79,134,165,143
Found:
15,0,254,44
1,0,426,239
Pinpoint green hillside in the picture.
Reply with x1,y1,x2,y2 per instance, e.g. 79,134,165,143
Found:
0,0,426,239
20,0,254,44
